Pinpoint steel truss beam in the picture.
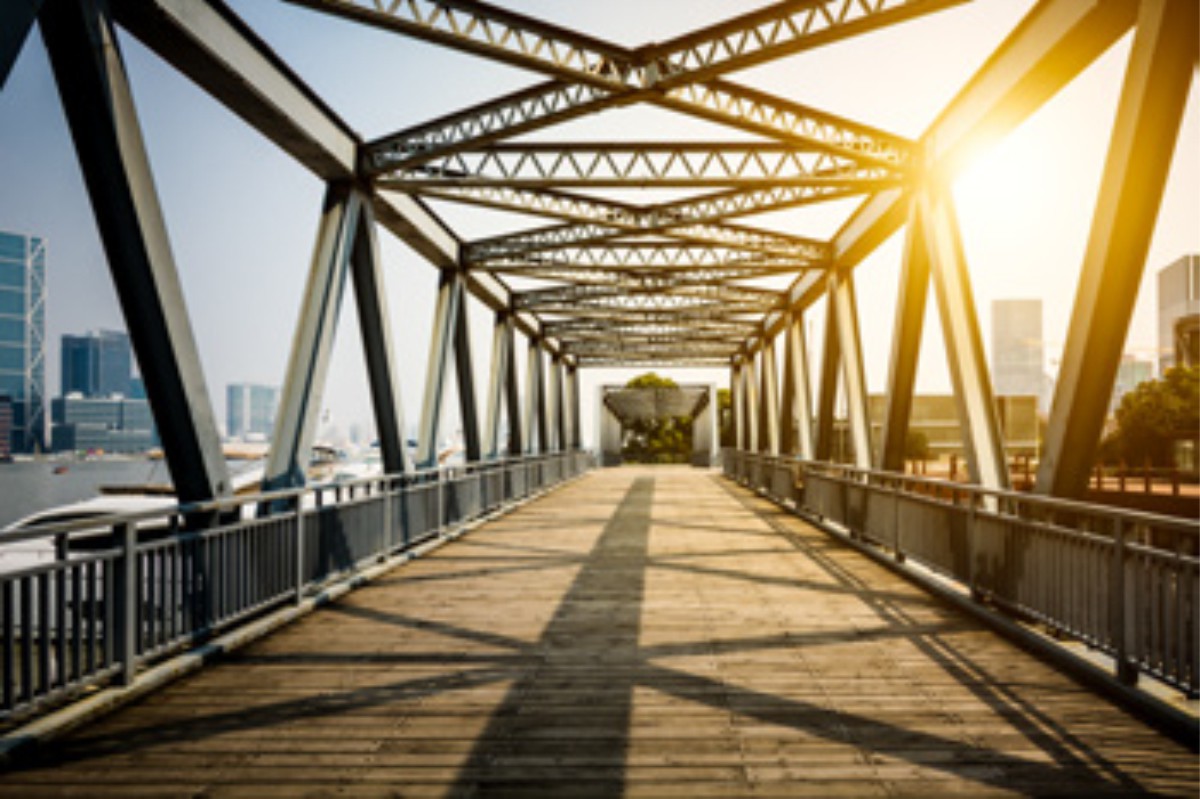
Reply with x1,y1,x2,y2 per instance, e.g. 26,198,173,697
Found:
431,178,889,257
878,196,929,472
524,337,548,454
1038,0,1196,498
1,0,41,89
780,310,815,459
756,0,1141,355
380,142,893,189
43,0,230,502
304,0,939,172
474,242,829,270
829,271,872,469
416,270,480,467
732,363,745,450
264,184,361,491
759,338,781,454
920,187,1007,489
350,196,413,476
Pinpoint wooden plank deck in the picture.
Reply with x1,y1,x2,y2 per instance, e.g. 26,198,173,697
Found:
2,467,1195,797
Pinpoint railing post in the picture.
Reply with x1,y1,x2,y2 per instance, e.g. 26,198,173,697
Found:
294,497,306,605
113,522,137,686
893,479,905,563
1113,518,1137,685
436,469,445,535
967,492,981,602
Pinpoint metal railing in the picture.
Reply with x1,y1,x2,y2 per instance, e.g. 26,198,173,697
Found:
724,449,1199,698
0,451,592,722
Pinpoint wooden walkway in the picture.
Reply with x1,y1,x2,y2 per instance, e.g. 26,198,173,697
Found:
3,467,1196,797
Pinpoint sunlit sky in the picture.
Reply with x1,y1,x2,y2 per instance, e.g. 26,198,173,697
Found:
0,0,1196,448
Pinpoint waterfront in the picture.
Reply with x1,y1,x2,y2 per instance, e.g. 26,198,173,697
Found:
0,458,169,529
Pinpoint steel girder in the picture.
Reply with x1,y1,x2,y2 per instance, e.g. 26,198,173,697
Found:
264,184,362,491
42,0,231,503
780,310,815,459
379,142,894,189
1038,0,1196,498
475,242,829,271
1,0,42,89
284,0,946,171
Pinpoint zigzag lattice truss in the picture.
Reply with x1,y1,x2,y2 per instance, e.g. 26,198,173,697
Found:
281,0,969,366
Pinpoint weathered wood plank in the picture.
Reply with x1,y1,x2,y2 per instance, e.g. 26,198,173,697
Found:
2,467,1195,797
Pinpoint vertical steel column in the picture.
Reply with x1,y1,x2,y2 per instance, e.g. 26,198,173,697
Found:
1,0,41,88
814,288,840,461
416,270,461,469
452,281,481,463
831,272,873,469
879,199,931,472
567,364,581,450
549,355,565,452
524,338,546,454
350,200,411,475
742,353,760,455
731,362,744,450
780,311,815,460
759,337,781,455
42,0,230,502
264,184,360,490
503,316,523,456
921,188,1008,490
1038,0,1197,498
484,311,511,460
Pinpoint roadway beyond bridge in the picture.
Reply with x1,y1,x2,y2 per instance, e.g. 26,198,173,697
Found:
3,467,1195,797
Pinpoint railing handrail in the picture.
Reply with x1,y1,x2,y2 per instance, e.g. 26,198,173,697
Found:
0,450,592,546
733,450,1199,536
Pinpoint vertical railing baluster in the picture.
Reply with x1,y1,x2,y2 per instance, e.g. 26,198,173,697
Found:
114,522,137,686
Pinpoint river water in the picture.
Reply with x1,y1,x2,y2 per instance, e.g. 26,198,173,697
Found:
0,458,173,529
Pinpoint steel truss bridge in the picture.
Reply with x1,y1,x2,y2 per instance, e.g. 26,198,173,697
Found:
1,0,1198,790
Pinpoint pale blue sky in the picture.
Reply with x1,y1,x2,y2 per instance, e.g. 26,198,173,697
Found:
0,1,1196,448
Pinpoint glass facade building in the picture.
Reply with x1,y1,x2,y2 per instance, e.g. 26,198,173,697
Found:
50,395,157,454
991,299,1044,401
0,231,46,453
1158,254,1200,374
61,329,133,397
227,383,280,440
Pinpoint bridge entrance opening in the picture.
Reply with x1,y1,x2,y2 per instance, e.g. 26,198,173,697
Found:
598,384,718,468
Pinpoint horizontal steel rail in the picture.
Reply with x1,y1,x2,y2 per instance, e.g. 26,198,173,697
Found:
0,451,592,723
723,449,1199,698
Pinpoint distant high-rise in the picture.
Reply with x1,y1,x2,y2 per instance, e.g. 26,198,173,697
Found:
60,330,133,397
227,383,280,440
992,299,1044,402
0,231,46,453
1158,254,1199,374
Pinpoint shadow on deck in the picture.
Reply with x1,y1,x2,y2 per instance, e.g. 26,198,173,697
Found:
2,467,1196,797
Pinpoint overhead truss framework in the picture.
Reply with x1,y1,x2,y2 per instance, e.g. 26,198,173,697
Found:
6,0,1193,498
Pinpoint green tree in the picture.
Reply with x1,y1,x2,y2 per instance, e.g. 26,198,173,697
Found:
1105,366,1199,467
620,373,692,463
904,430,930,463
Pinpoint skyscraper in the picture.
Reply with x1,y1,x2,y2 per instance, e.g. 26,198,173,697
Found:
991,299,1044,403
60,330,133,397
0,230,46,453
227,383,280,440
1158,254,1199,374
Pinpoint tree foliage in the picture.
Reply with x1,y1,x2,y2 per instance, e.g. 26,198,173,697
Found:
1103,366,1199,466
621,373,693,463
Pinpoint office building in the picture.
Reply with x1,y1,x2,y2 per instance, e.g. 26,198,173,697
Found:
0,230,46,453
992,299,1044,401
1112,354,1154,413
61,330,133,398
50,394,157,454
1158,254,1200,373
227,383,280,440
0,394,12,461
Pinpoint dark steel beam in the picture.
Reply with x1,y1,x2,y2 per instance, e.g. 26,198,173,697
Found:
416,270,461,468
878,197,929,472
351,198,412,475
780,310,815,459
1038,0,1196,498
42,0,230,502
1,0,41,89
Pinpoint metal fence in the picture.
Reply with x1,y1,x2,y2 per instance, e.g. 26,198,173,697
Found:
724,449,1199,698
0,451,592,722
